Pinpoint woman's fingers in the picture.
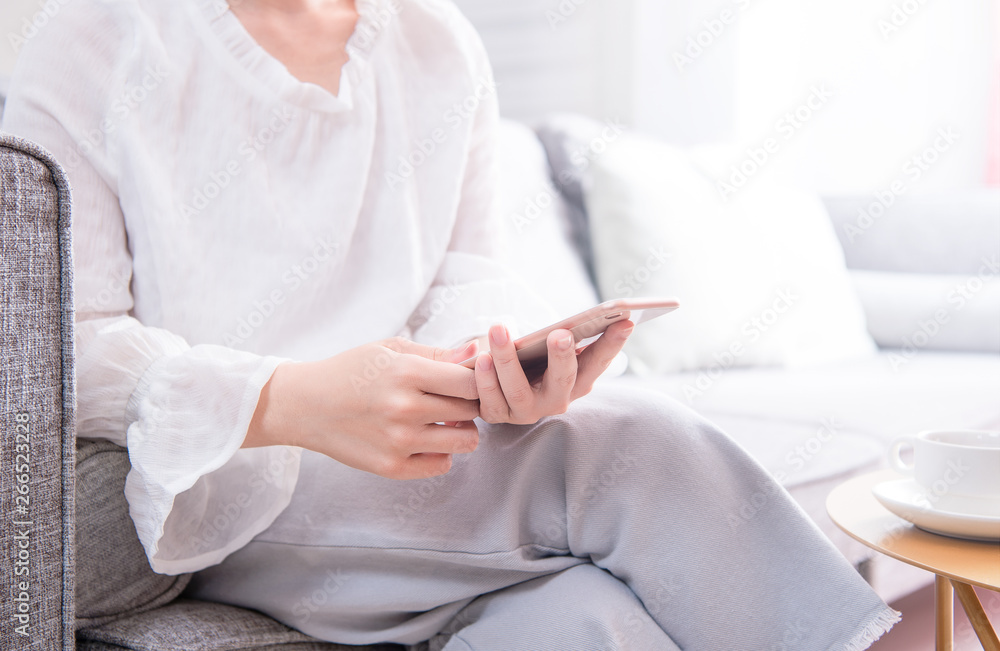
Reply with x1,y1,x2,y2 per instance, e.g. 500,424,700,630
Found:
401,452,455,480
539,329,578,412
475,353,511,423
379,421,480,479
486,324,535,410
476,326,580,423
389,337,479,366
416,421,480,455
437,339,480,364
415,393,482,424
405,355,479,400
276,337,490,482
573,320,633,398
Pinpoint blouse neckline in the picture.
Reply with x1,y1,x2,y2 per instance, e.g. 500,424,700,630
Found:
194,0,384,113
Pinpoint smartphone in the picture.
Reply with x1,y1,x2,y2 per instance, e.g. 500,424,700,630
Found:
460,297,679,377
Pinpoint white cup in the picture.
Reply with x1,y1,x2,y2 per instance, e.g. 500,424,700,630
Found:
889,430,1000,505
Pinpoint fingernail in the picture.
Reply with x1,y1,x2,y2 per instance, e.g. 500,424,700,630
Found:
490,324,509,347
621,326,634,339
476,354,493,371
558,333,573,350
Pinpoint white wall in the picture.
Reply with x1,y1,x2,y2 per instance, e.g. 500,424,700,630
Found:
451,0,634,125
4,0,995,193
729,0,997,193
456,0,999,194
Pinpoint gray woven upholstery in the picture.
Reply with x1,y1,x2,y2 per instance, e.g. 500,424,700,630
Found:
75,439,192,629
76,599,401,651
0,132,401,649
1,133,77,649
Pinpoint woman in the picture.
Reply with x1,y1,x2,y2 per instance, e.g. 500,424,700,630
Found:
3,0,899,648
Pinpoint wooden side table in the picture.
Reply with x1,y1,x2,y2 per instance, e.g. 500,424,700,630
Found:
827,469,1000,651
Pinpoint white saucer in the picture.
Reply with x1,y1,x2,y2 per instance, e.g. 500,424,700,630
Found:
872,478,1000,542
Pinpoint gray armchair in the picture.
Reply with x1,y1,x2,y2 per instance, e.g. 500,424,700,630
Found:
0,132,400,650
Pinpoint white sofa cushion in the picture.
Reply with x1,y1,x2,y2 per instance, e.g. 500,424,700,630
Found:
823,191,1000,276
584,132,876,374
851,269,1000,354
648,351,1000,446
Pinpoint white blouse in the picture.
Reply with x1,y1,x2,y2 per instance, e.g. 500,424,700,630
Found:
3,0,550,574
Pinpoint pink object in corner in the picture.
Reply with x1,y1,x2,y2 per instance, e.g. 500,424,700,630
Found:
988,16,1000,187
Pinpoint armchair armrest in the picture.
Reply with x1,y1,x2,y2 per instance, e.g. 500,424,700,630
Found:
1,132,76,650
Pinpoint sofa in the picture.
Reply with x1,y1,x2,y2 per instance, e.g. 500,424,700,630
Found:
503,115,1000,606
2,96,999,648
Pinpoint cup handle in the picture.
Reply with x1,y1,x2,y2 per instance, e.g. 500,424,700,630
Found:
889,436,915,474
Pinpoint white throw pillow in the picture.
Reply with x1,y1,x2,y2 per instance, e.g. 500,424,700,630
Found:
585,133,876,374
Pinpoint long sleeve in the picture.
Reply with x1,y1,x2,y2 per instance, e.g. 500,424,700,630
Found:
3,0,544,573
2,3,299,574
407,16,556,348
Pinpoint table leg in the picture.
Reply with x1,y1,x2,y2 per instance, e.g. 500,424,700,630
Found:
937,575,954,651
953,581,1000,651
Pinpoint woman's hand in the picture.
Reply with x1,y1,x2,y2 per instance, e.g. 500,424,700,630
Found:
245,337,482,480
474,320,633,425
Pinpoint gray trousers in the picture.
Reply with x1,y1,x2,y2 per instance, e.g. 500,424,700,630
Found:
188,382,897,650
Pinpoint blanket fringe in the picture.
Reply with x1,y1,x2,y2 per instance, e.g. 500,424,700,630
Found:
842,606,902,651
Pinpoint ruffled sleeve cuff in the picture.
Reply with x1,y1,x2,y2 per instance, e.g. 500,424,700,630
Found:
122,344,297,574
76,316,299,574
77,316,188,445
